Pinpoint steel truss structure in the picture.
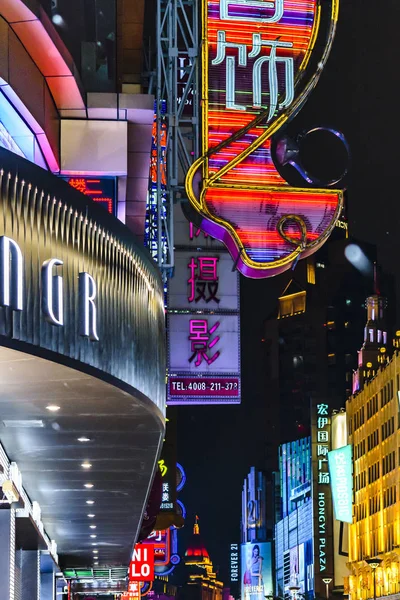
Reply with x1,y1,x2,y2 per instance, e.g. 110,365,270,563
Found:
147,0,200,277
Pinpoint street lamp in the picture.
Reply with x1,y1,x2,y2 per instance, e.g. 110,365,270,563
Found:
365,558,381,600
322,577,332,599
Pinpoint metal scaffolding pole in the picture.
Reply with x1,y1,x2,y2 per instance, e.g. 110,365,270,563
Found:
149,0,199,277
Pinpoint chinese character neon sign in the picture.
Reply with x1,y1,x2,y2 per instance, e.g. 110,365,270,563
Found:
189,319,221,366
65,178,115,214
188,257,220,304
185,0,344,278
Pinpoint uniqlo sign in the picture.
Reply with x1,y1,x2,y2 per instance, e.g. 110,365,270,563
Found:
130,546,155,581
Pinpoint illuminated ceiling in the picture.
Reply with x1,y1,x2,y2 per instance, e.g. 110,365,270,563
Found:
0,346,163,568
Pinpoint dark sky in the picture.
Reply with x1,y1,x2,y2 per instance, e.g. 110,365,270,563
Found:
175,0,400,587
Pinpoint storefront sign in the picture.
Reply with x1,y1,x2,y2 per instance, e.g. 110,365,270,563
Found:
168,201,241,405
168,314,240,404
130,546,155,582
1,235,99,341
230,543,239,582
328,445,353,524
185,0,343,278
142,530,171,566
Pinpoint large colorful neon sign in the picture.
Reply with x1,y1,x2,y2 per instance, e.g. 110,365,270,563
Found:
185,0,344,278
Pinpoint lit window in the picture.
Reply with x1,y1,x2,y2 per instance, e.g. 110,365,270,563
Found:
346,299,352,306
377,330,382,343
369,329,374,342
278,291,306,319
328,353,336,365
307,262,316,285
383,331,387,344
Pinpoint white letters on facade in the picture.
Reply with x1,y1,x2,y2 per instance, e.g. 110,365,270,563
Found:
213,0,294,118
79,273,99,341
220,0,284,23
0,235,23,311
0,234,101,341
42,258,64,326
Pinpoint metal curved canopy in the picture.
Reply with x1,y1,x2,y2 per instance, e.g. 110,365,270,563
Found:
0,345,164,568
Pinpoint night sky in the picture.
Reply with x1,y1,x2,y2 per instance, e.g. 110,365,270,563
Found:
175,0,400,585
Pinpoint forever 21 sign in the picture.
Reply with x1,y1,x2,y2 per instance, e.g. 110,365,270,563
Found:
0,235,99,341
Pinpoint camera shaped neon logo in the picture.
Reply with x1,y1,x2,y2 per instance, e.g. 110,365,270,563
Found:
185,0,344,278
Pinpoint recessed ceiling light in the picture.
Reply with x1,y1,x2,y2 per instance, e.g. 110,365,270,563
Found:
86,500,95,505
84,483,94,489
94,562,99,566
92,543,98,546
90,535,97,539
93,550,98,553
77,437,91,443
46,405,60,412
81,462,92,469
90,525,97,529
87,514,95,518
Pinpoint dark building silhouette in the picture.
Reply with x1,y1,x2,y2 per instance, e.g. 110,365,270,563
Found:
262,226,395,470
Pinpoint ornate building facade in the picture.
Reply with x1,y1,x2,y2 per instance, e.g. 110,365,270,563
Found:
346,290,400,600
181,518,224,600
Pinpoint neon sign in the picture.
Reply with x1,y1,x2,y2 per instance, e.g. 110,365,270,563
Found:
64,177,115,215
185,0,344,278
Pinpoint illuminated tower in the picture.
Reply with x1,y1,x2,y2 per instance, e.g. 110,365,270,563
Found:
352,269,389,393
183,517,223,600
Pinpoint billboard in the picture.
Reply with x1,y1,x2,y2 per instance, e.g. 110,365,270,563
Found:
167,201,241,405
168,252,239,311
328,445,353,524
241,542,273,600
185,0,344,278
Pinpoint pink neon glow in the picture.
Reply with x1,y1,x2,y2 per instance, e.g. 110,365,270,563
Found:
187,257,220,303
189,319,221,366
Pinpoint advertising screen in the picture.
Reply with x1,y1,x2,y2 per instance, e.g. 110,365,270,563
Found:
328,445,353,524
62,177,116,215
241,542,273,600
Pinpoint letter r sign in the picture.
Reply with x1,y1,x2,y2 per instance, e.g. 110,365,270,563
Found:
130,545,155,581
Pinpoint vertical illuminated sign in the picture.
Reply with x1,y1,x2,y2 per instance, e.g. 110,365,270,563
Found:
311,402,334,596
185,0,344,278
167,203,241,405
328,445,353,524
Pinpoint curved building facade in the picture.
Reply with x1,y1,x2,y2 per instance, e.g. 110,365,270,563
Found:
0,0,165,596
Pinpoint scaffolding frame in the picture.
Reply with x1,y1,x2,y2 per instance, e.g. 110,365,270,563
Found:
148,0,200,277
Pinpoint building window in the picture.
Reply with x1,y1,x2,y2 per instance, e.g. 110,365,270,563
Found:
307,261,316,284
278,291,306,319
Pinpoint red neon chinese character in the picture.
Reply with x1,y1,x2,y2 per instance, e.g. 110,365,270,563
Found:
189,222,209,240
189,319,220,367
68,178,88,194
187,257,220,304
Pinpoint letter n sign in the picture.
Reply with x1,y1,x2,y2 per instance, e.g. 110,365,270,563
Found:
130,545,155,581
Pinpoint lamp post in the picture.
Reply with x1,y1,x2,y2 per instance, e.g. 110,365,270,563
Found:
322,577,332,599
365,558,381,600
